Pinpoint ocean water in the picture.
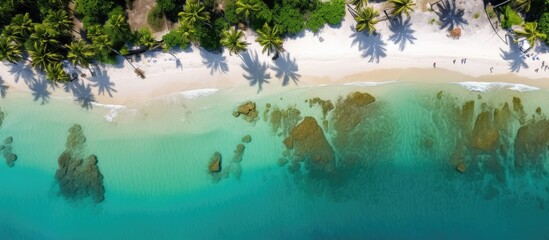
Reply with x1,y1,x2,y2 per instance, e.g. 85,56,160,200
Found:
1,82,549,239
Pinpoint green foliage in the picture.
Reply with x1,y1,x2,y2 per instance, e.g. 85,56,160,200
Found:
486,4,497,19
256,23,283,56
306,0,345,32
538,12,549,44
514,21,547,47
157,0,183,21
0,35,23,64
74,0,115,26
162,28,190,51
196,18,227,52
221,27,248,55
353,6,379,34
273,4,304,35
137,28,157,49
147,6,165,31
389,0,415,18
223,0,241,25
501,5,523,29
105,13,133,49
45,62,70,83
250,1,273,29
66,40,95,68
178,0,210,26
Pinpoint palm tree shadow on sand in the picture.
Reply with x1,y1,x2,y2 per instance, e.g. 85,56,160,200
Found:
435,0,468,30
64,80,96,110
350,26,387,63
8,62,35,85
200,49,228,75
271,52,301,86
0,77,8,98
500,41,528,72
240,50,271,93
88,66,117,97
29,77,51,105
389,16,417,51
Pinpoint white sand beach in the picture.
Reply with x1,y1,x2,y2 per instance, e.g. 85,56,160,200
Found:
1,0,548,105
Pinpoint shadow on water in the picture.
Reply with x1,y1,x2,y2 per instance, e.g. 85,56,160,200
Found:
29,77,51,105
500,41,528,72
0,77,8,98
200,49,228,75
271,52,301,86
88,67,117,97
435,0,468,30
240,50,271,93
350,27,387,63
389,16,417,51
64,80,96,109
8,62,35,85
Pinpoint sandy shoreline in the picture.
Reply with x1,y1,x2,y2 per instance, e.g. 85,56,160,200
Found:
1,1,549,106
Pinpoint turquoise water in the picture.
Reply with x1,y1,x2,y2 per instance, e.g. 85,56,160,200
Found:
1,83,549,239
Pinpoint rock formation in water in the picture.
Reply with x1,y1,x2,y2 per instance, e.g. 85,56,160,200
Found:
232,144,245,163
268,106,302,135
514,118,549,174
0,107,4,127
55,124,105,203
208,152,222,172
285,117,336,176
233,101,259,122
2,136,17,167
242,135,252,143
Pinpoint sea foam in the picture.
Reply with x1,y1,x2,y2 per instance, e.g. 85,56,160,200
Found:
92,102,127,122
343,81,396,87
177,88,219,99
453,82,540,92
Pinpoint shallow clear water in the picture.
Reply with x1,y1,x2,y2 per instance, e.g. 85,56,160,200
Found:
1,82,549,239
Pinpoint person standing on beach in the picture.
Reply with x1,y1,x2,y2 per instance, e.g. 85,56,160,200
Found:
433,62,436,68
490,67,493,73
453,59,456,64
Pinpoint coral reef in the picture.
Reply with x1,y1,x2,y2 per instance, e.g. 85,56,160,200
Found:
285,117,336,176
233,101,259,122
55,124,105,203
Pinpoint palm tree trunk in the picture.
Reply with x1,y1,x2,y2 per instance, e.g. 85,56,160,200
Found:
493,0,512,9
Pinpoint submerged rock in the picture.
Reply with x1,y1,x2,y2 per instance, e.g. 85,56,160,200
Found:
5,153,16,168
232,144,245,163
208,152,222,172
4,136,12,144
55,125,105,203
242,135,252,143
456,161,467,173
286,117,336,175
470,111,499,152
235,101,259,122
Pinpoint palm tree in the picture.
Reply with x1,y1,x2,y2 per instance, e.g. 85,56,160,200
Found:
178,0,210,26
235,0,260,26
221,27,248,55
351,6,379,35
7,13,33,43
29,24,60,47
389,0,415,18
349,0,368,11
512,0,531,13
0,35,22,64
256,23,284,58
138,28,157,49
28,42,62,70
105,14,130,35
514,22,547,49
44,9,73,35
178,22,198,44
45,62,70,83
66,40,95,73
